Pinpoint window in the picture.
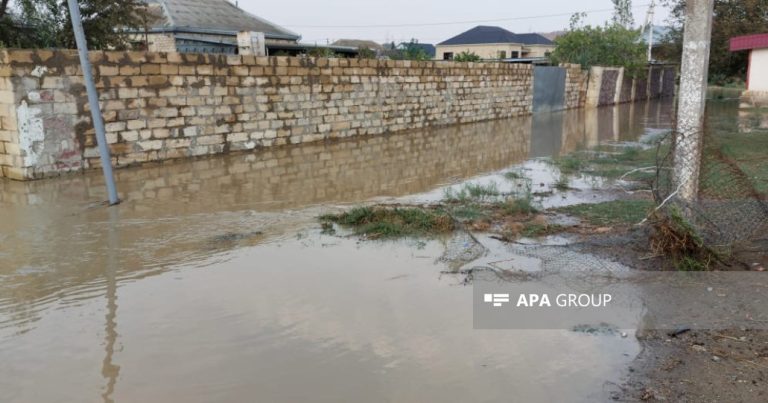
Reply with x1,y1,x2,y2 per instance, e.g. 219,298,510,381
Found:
443,52,454,60
498,50,507,59
511,51,520,59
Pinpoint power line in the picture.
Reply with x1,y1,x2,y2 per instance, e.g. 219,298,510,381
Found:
280,3,652,29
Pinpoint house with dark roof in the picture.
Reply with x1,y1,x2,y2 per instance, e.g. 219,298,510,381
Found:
136,0,300,54
436,26,555,61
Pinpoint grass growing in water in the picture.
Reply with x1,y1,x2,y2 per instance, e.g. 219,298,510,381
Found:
497,197,538,216
320,206,454,239
557,200,655,226
443,182,502,203
504,170,524,180
550,144,665,182
450,204,488,221
553,156,586,175
553,176,570,191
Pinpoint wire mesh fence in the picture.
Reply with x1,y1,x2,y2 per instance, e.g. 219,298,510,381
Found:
653,120,768,253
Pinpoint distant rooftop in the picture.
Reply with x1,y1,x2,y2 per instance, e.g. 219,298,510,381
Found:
331,39,384,51
439,26,554,46
143,0,300,40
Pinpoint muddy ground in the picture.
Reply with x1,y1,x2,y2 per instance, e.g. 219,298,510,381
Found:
561,226,768,402
618,328,768,402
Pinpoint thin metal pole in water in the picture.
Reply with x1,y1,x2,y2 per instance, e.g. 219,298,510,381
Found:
66,0,119,205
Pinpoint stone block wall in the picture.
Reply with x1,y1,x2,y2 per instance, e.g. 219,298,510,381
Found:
563,64,587,109
585,65,677,108
0,117,531,209
1,49,534,179
0,56,21,179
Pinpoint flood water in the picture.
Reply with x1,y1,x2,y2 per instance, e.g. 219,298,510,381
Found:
1,100,678,403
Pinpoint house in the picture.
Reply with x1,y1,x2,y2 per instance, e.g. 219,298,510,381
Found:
730,33,768,105
435,26,555,61
137,0,300,54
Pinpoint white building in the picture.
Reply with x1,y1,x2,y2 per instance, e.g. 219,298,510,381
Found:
730,33,768,106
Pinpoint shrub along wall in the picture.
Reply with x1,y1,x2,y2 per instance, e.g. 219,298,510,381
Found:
0,50,535,180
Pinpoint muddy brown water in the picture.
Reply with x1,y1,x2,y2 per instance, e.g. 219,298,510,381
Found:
0,100,678,403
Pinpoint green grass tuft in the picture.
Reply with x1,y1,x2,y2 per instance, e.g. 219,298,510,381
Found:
320,206,454,239
557,200,655,226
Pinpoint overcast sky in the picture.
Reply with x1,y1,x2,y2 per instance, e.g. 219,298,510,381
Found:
236,0,671,45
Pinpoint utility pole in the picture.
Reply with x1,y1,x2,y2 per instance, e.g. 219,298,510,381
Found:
643,0,657,62
66,0,120,205
674,0,715,203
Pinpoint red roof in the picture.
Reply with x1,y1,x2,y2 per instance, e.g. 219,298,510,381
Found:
730,33,768,52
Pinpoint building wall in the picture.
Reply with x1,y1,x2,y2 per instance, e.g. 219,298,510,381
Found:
523,45,554,58
1,50,534,179
749,48,768,92
147,34,178,53
435,44,555,60
435,44,522,60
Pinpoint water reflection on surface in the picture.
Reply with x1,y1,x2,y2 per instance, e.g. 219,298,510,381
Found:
0,99,677,403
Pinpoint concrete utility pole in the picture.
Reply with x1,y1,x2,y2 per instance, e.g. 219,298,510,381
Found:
644,0,657,62
66,0,120,205
674,0,715,203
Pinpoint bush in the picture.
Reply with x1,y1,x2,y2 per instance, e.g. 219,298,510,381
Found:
453,51,481,62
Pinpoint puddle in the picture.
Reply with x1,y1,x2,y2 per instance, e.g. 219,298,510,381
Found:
0,98,695,403
0,232,639,403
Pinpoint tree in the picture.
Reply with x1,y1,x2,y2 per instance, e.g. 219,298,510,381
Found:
0,0,151,49
389,39,432,61
453,51,481,62
612,0,635,28
548,13,647,76
662,0,768,85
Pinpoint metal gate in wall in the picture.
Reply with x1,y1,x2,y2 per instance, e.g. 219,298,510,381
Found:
532,66,566,113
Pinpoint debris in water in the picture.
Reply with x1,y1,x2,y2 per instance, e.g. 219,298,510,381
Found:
572,323,620,336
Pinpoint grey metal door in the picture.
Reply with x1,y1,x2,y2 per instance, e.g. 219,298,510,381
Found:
532,66,566,113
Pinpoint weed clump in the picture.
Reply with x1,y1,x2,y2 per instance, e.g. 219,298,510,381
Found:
554,176,570,191
320,206,454,239
443,182,502,203
497,197,538,216
554,156,586,175
504,170,524,180
649,208,719,271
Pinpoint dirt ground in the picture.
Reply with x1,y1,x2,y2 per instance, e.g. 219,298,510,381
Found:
617,328,768,402
572,227,768,402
